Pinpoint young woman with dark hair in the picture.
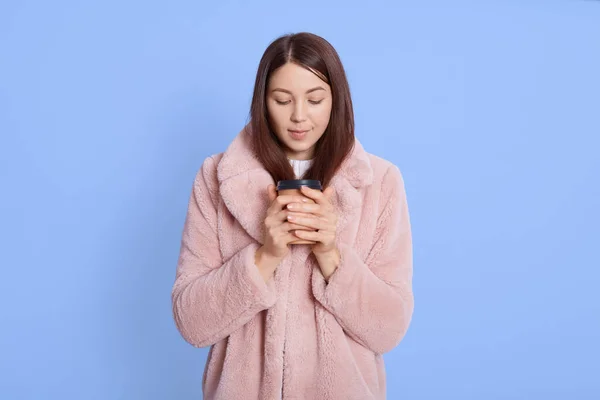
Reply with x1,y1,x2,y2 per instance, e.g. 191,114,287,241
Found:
172,32,414,400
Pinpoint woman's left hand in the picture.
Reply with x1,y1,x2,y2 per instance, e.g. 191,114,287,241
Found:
285,186,338,255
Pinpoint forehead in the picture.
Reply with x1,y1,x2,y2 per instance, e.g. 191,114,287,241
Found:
268,63,330,92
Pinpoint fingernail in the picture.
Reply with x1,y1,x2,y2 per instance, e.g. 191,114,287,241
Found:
287,204,296,209
287,215,294,221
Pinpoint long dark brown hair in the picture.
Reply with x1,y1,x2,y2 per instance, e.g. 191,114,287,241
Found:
248,32,355,188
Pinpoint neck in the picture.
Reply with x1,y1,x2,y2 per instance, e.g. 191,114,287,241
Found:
285,147,315,161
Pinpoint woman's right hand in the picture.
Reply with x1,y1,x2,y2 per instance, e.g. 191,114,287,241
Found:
255,184,312,281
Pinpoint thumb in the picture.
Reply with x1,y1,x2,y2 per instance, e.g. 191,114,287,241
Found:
267,184,277,201
323,186,335,200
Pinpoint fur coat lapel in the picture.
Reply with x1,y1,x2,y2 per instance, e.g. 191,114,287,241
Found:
216,125,374,246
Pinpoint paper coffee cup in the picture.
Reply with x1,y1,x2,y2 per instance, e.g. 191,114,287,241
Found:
276,179,323,244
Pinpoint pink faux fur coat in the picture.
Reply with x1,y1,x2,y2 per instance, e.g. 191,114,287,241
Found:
172,126,414,400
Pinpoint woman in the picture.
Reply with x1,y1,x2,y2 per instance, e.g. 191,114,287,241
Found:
172,32,414,400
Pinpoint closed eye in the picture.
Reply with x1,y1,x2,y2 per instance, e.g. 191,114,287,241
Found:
274,99,324,105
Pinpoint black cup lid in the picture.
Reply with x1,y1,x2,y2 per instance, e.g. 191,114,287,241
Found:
277,179,322,191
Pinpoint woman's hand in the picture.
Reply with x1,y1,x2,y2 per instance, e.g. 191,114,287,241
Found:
262,184,317,258
286,185,338,254
286,186,341,280
256,185,314,282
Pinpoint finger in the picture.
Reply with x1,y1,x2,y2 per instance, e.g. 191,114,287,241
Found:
283,232,314,245
287,214,329,231
285,229,316,244
280,221,314,232
323,186,335,200
271,209,314,224
272,232,300,247
267,184,277,202
293,229,325,242
269,194,312,213
299,186,330,206
285,202,322,215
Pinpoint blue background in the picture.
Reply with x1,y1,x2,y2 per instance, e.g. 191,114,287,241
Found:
1,0,599,399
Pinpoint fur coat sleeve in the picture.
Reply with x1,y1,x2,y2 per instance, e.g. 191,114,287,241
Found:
311,165,414,354
171,156,277,348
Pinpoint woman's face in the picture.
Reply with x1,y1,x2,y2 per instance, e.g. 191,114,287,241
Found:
266,62,332,160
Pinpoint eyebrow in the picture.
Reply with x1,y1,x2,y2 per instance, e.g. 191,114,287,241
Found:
271,86,326,95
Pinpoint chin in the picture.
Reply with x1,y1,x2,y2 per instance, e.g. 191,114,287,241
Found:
287,140,316,152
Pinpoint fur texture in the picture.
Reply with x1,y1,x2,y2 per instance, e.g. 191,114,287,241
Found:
172,125,414,399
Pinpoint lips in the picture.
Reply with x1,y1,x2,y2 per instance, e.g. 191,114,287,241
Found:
288,129,308,140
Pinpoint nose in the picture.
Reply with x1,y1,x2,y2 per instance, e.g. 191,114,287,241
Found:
291,102,307,123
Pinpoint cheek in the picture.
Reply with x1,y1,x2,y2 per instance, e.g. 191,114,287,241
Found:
311,105,332,126
267,104,285,128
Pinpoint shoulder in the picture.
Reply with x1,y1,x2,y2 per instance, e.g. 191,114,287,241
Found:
197,153,224,175
362,152,408,219
192,152,225,205
366,153,406,193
